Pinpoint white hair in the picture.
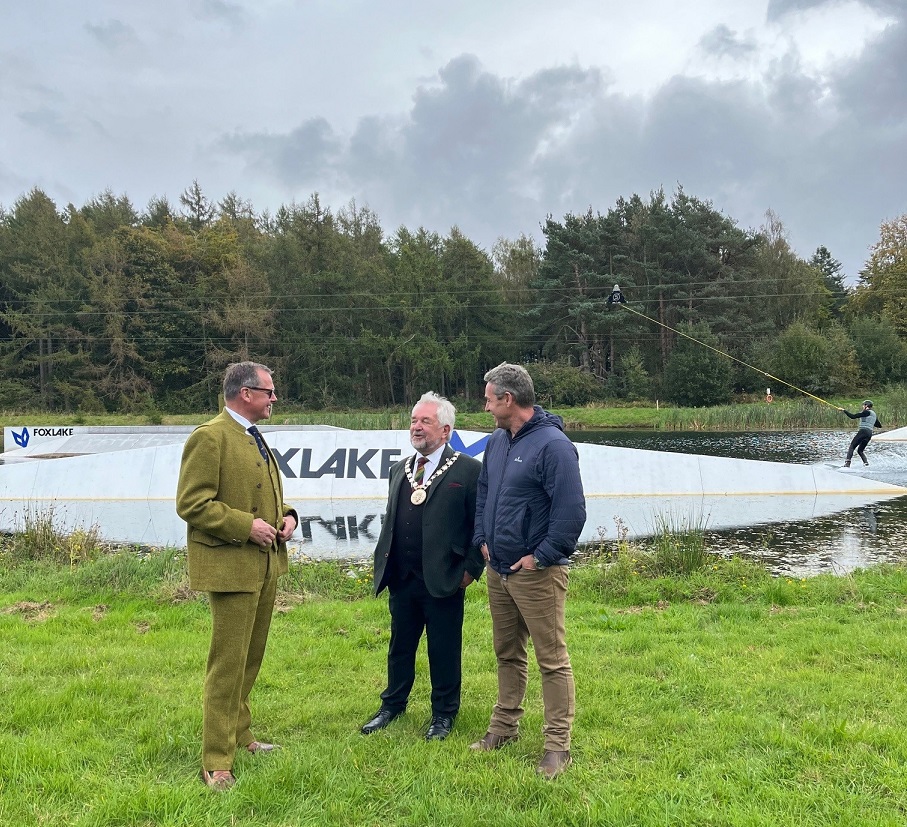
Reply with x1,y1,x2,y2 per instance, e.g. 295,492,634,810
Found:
415,391,456,429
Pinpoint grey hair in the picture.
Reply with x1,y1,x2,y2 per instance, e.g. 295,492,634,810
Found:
415,391,456,429
223,361,272,400
483,362,535,408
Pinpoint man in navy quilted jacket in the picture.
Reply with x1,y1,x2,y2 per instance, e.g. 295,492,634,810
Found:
469,362,586,779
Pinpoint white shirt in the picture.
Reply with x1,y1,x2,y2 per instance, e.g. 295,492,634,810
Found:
225,406,254,430
415,444,446,482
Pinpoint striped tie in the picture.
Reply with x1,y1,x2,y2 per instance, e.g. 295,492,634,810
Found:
414,456,428,484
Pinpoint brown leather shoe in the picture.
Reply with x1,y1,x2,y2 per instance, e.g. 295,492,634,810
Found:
469,731,518,751
247,741,280,754
536,750,572,779
201,769,236,791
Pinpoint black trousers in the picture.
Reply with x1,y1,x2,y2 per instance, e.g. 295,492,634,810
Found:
381,575,465,716
847,430,871,462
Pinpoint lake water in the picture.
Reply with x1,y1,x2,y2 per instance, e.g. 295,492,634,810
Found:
572,430,907,576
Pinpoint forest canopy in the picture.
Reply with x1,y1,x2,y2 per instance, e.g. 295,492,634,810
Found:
1,183,904,411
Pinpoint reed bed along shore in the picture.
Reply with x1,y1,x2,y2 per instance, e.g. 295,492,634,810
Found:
4,519,907,826
2,385,906,439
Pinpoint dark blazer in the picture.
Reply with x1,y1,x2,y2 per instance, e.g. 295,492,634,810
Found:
374,444,483,598
176,409,296,592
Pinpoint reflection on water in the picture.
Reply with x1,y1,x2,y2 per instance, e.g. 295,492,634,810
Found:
702,497,907,576
574,430,907,575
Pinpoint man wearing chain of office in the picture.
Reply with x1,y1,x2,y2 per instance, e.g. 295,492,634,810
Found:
361,392,483,741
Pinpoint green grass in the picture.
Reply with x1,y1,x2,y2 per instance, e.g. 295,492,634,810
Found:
5,534,907,826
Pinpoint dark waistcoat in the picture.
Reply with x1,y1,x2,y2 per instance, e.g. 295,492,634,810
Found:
390,474,424,581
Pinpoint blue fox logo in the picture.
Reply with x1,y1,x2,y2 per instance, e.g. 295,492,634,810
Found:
12,428,30,448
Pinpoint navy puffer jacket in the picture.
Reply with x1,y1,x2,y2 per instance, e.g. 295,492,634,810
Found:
473,407,586,576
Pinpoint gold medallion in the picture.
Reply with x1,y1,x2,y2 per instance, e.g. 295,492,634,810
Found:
410,488,427,505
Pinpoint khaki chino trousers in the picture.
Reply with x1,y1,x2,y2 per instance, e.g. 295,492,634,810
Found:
485,564,575,751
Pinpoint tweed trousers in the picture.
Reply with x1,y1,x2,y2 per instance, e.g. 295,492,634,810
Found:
203,549,277,770
485,564,575,751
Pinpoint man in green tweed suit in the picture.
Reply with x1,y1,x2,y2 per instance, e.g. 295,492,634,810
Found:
176,361,298,791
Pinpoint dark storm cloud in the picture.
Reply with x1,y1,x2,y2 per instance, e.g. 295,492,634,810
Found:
698,25,759,59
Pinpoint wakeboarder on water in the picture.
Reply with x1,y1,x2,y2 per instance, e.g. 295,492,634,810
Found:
607,283,885,472
839,400,882,467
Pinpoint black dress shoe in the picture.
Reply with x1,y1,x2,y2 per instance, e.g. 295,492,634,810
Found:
425,715,455,741
360,708,402,735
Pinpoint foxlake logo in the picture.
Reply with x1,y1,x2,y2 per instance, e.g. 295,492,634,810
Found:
10,426,75,448
271,432,490,480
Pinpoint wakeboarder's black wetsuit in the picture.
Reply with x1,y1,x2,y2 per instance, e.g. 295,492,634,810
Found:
843,408,881,465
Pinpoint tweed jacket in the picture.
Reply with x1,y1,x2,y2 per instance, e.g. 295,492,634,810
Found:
373,444,484,599
176,409,295,592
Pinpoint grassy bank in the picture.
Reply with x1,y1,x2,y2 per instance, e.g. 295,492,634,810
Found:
4,529,907,826
2,387,905,436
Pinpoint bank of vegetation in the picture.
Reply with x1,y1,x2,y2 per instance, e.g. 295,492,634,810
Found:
4,519,907,825
2,386,906,444
2,184,906,417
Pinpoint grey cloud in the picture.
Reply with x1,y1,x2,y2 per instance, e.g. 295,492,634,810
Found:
388,56,609,233
764,52,827,120
218,55,611,238
0,162,30,207
768,0,904,21
219,118,341,187
618,38,903,278
18,107,73,139
346,116,401,185
216,41,904,276
190,0,247,27
84,19,139,52
698,25,759,59
766,0,830,21
830,16,907,123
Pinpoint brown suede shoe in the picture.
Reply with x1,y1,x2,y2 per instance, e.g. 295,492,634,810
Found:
247,741,280,754
536,750,572,779
201,769,236,791
469,731,518,751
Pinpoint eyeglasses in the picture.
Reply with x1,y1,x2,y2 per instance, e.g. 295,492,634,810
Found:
244,386,277,399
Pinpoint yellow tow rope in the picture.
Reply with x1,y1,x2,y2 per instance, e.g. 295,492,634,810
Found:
618,302,840,409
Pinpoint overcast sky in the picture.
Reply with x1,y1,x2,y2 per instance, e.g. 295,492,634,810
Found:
1,0,904,283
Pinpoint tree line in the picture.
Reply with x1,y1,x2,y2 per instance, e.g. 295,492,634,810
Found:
1,182,905,412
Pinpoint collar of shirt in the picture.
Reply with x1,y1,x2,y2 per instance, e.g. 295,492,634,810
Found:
225,407,255,430
415,444,447,481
